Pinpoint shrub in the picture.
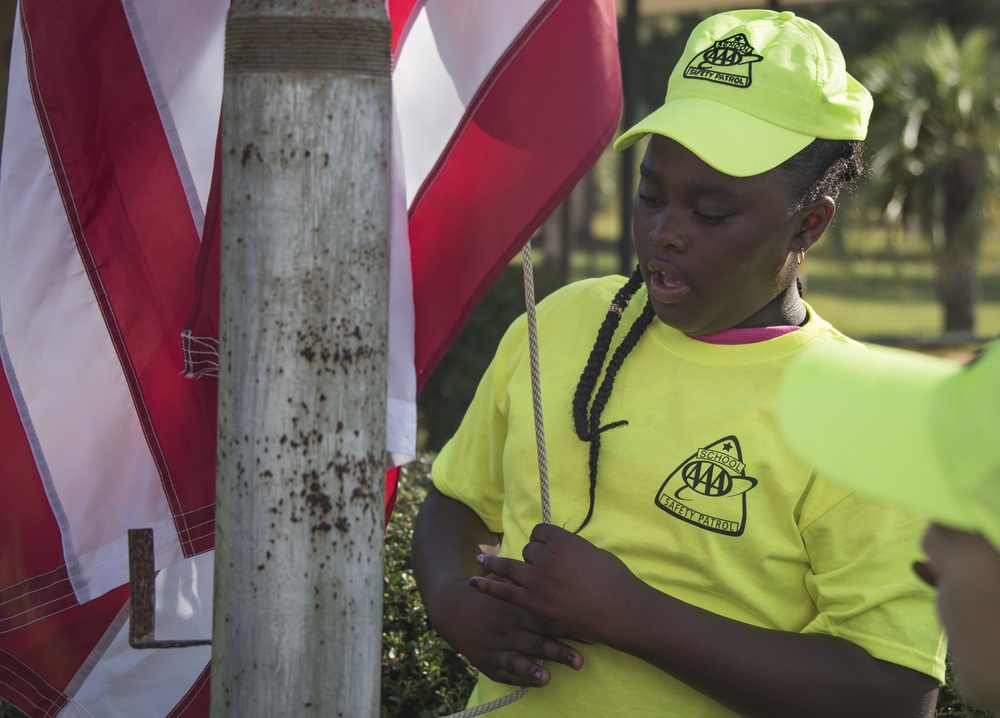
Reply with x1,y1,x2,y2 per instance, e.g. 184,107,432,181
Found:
382,455,477,717
417,263,563,452
937,655,995,717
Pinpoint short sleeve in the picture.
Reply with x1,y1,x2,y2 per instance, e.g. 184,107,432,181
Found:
430,314,529,534
799,478,947,681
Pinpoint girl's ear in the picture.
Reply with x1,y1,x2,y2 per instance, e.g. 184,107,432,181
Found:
792,196,836,253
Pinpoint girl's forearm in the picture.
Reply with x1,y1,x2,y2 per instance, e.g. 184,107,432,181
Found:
410,486,498,624
609,581,938,718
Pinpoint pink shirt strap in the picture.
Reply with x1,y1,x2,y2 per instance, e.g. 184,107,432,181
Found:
688,325,800,345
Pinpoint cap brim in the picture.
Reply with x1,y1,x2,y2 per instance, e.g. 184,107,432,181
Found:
777,342,973,532
613,97,814,177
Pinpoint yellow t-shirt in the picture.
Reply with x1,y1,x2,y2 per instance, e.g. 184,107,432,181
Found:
432,276,946,717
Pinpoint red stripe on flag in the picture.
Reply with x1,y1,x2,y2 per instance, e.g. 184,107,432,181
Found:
19,0,216,554
0,567,78,635
0,374,85,716
165,663,211,718
409,0,621,387
183,118,223,377
388,0,424,55
384,466,400,527
0,373,77,630
0,586,128,718
0,648,65,718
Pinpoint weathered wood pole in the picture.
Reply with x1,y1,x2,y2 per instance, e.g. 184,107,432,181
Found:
211,2,390,716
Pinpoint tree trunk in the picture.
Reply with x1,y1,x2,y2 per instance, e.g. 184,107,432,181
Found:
617,0,638,277
541,198,568,282
938,160,979,334
540,172,593,283
212,3,390,717
568,169,595,272
938,241,977,333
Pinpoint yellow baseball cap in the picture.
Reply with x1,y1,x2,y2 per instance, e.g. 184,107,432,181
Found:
614,9,872,177
776,341,1000,551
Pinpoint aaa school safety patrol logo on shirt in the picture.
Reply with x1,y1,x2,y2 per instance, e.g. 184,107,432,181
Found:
655,435,758,536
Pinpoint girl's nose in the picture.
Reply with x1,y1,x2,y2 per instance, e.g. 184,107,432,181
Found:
648,209,687,251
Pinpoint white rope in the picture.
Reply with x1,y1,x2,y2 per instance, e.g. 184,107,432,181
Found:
443,686,531,718
441,240,551,717
520,241,551,524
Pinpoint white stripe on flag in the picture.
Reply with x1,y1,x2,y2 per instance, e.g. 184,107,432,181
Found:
121,0,227,238
0,18,184,603
393,0,546,207
62,552,213,717
386,102,417,462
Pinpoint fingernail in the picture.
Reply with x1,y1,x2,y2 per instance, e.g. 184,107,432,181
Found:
532,668,544,685
565,653,577,668
475,554,485,566
468,578,479,588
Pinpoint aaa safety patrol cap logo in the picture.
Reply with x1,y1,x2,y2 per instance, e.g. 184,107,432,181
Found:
655,435,758,536
683,33,763,88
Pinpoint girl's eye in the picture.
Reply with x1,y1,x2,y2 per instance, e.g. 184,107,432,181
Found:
694,210,730,224
637,192,663,208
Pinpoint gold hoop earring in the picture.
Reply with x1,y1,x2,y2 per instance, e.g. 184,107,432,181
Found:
795,249,805,266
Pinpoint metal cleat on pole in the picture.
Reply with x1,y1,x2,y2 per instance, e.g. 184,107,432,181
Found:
127,528,212,649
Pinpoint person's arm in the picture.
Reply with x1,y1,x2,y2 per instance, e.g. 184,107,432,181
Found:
410,487,584,687
471,523,938,718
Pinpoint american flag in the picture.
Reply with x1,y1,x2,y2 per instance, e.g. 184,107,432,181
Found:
0,0,621,714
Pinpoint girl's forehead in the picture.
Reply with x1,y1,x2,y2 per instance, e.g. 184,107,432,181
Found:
641,135,788,197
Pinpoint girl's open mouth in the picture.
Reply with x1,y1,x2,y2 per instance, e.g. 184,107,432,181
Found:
647,265,690,304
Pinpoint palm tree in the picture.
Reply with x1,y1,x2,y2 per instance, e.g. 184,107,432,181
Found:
861,24,1000,334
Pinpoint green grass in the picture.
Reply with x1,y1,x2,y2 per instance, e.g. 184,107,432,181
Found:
802,242,1000,342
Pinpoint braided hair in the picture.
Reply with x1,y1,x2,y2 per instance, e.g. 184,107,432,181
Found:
568,138,865,531
571,267,655,531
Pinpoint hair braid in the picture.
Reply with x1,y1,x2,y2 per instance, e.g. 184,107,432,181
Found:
571,269,644,439
572,268,654,532
588,302,655,433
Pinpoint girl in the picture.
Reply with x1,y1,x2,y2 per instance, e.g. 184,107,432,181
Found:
412,10,945,717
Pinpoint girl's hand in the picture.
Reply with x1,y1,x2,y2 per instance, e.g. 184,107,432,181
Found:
470,523,644,646
411,487,584,687
430,574,584,687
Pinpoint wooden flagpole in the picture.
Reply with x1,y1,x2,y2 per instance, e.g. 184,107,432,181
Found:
212,1,391,715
